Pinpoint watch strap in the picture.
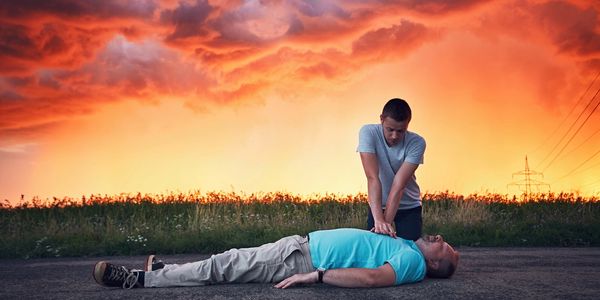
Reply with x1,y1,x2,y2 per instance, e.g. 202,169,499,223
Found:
317,269,326,283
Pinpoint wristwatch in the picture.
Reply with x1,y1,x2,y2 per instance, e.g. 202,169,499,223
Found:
317,268,326,283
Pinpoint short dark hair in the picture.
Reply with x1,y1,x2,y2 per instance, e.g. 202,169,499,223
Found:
426,256,458,278
381,98,411,122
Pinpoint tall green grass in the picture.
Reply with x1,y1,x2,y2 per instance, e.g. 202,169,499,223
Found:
0,191,598,258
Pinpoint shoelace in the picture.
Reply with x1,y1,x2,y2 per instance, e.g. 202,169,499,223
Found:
107,266,139,289
123,271,140,289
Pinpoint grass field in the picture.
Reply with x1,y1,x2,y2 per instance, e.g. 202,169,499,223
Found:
0,191,598,258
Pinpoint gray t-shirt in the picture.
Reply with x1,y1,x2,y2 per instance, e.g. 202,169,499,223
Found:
356,124,426,210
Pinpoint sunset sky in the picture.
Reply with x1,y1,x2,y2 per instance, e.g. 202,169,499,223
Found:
1,0,600,203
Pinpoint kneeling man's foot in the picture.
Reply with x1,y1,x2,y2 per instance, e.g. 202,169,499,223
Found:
93,261,144,289
144,254,165,271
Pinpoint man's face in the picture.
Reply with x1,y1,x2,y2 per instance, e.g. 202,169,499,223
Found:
380,116,409,147
421,235,459,263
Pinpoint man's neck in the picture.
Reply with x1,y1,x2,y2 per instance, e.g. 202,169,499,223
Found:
414,238,426,254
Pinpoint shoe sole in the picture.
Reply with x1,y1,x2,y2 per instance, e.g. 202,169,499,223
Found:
144,255,155,272
93,261,107,286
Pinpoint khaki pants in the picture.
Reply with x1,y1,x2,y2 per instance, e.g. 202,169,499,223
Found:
145,235,314,287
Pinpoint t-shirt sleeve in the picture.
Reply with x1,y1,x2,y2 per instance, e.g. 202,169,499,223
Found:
356,125,376,153
404,135,426,165
386,250,426,285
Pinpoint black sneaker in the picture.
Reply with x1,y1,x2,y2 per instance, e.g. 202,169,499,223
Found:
93,261,143,289
144,254,165,271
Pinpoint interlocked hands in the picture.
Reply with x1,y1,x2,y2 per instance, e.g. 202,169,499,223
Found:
370,220,397,238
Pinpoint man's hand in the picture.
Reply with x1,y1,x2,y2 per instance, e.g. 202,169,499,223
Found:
371,220,397,238
274,272,318,289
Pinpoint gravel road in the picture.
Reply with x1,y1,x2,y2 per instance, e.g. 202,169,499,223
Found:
1,247,599,299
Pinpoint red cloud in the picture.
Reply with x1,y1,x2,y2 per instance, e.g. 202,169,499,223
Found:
0,0,505,77
533,1,600,56
1,0,598,149
212,20,434,103
351,20,435,61
0,22,113,75
399,0,491,15
292,1,351,19
0,92,93,147
475,1,600,58
0,0,156,20
160,0,213,41
0,36,212,144
0,0,159,76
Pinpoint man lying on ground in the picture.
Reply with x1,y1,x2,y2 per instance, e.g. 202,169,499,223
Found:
93,228,459,289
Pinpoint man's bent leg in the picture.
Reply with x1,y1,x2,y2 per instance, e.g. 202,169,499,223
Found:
145,235,312,287
367,208,375,230
394,206,422,241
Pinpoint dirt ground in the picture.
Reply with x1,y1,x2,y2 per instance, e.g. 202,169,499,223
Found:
1,247,599,299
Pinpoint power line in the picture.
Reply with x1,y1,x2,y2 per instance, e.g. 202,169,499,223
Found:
578,177,600,188
567,159,600,177
580,181,600,194
542,87,600,172
531,71,600,158
552,148,600,183
558,126,600,160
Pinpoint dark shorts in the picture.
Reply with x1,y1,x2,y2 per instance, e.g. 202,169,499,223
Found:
367,206,422,241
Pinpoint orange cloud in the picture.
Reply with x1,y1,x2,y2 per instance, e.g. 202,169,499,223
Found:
217,20,436,97
396,0,491,15
209,80,270,105
0,36,211,146
1,0,599,181
351,20,436,61
463,0,600,113
295,62,342,80
473,1,600,58
0,22,112,75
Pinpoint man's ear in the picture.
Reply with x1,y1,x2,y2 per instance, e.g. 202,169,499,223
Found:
380,115,385,123
427,259,440,270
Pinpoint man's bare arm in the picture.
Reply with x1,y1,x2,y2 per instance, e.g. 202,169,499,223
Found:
384,162,419,224
360,152,395,237
274,264,396,289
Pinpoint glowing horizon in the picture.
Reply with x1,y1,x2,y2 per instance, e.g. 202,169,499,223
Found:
1,0,600,203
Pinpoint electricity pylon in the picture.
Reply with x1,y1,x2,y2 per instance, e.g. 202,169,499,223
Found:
507,156,551,198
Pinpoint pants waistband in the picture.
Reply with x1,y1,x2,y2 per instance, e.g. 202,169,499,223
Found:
296,235,314,272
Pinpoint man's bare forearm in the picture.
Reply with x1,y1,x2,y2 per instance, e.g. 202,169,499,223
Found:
384,163,417,223
322,268,393,288
274,266,395,289
384,181,405,223
367,178,384,221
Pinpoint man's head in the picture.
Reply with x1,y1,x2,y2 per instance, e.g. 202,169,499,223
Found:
381,98,411,123
380,98,412,147
415,235,459,278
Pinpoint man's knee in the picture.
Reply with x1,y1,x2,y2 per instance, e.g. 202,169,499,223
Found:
398,229,421,241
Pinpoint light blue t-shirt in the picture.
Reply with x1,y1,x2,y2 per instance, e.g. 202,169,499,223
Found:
357,124,426,210
308,228,426,285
